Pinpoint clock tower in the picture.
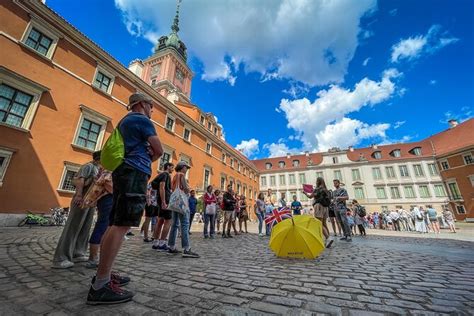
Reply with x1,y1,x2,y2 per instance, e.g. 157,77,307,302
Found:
128,0,193,103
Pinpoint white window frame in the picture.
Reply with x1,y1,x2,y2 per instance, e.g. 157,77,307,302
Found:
206,141,212,155
334,170,343,181
57,162,80,193
372,167,382,180
299,173,306,184
455,205,466,214
354,187,365,199
447,181,462,200
200,115,205,125
203,167,211,189
92,66,115,95
399,165,410,177
390,186,401,199
289,174,296,185
315,171,323,179
469,175,474,187
412,147,422,156
270,176,276,186
183,126,191,142
221,152,226,164
440,160,449,171
265,163,272,170
332,157,338,164
351,169,361,181
404,186,416,198
463,154,474,165
293,160,300,167
386,166,396,179
165,113,176,132
0,147,15,187
373,151,382,159
418,185,431,198
220,175,227,190
72,105,110,152
413,164,424,177
20,17,61,60
392,149,401,158
433,184,447,197
279,174,286,185
158,145,174,171
376,187,387,199
0,67,48,131
261,176,267,187
428,163,438,176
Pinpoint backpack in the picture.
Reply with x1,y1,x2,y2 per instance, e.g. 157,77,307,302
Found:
320,189,331,207
101,124,125,171
357,205,367,217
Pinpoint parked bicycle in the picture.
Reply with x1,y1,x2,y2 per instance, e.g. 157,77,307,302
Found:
17,212,49,227
17,207,69,227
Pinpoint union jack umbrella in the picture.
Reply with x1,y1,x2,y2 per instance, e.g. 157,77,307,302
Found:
265,207,293,228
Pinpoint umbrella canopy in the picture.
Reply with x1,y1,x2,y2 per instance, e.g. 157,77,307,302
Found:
269,215,325,259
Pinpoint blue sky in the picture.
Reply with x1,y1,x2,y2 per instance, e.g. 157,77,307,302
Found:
46,0,473,159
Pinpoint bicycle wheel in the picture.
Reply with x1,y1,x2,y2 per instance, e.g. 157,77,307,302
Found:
18,218,28,227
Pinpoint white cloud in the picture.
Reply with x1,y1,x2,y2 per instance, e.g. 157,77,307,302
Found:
441,107,472,124
263,141,300,158
394,120,406,129
362,57,371,66
429,79,437,85
391,24,458,63
278,68,401,151
282,82,310,98
115,0,377,86
236,138,260,157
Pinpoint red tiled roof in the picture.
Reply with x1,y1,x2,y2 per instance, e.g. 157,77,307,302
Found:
346,140,435,162
252,153,323,172
428,118,474,156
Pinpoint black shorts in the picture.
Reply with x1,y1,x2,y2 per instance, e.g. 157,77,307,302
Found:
145,205,159,217
157,205,172,220
328,208,336,218
109,163,149,227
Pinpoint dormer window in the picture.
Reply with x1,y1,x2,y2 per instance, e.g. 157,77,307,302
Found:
391,149,401,158
278,161,285,168
292,160,300,167
411,147,422,156
265,163,272,170
372,151,382,159
332,157,339,164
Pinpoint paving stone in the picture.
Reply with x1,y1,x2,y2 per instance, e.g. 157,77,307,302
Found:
264,296,303,307
236,290,264,300
303,302,342,315
255,287,288,296
383,299,424,310
348,310,385,316
312,290,352,300
231,284,256,292
429,298,467,308
216,295,248,306
250,301,291,314
280,285,312,294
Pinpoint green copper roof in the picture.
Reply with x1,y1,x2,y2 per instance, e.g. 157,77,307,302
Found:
154,0,187,61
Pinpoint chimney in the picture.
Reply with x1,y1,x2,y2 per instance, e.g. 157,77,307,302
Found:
305,151,309,157
448,119,458,128
286,153,291,159
371,144,378,149
348,146,354,152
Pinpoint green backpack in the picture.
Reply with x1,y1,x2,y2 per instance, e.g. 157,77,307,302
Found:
101,125,125,171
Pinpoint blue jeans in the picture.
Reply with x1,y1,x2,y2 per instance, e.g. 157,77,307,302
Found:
168,211,190,250
256,211,264,234
89,194,113,244
204,213,215,237
336,208,351,237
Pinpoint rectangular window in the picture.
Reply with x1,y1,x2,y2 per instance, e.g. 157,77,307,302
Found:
372,168,382,180
203,169,210,189
206,142,212,154
419,185,431,198
183,128,191,141
352,169,361,181
456,205,466,214
300,190,308,201
315,171,323,179
385,166,396,179
354,187,365,199
332,157,338,164
159,152,171,171
298,173,306,184
0,148,14,186
428,163,438,176
0,84,33,128
230,158,234,168
270,176,276,186
448,182,462,199
221,153,226,163
207,122,212,130
334,170,342,181
279,175,286,185
214,127,218,135
200,115,205,125
399,165,409,177
25,27,53,56
404,186,416,198
440,160,449,170
238,163,241,172
261,176,267,186
376,187,387,199
289,174,296,185
94,71,112,93
165,116,175,131
463,154,474,165
433,184,447,197
76,118,101,150
390,187,401,199
413,164,424,177
59,163,80,192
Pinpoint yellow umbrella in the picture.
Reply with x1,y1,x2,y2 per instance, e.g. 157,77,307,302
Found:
269,215,325,259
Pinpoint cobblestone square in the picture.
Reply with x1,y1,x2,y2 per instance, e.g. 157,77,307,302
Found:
1,224,473,315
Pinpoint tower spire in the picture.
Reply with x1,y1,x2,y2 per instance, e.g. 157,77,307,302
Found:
171,0,182,33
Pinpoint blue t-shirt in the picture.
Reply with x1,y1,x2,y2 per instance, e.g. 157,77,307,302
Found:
291,201,302,215
188,196,198,214
119,112,157,176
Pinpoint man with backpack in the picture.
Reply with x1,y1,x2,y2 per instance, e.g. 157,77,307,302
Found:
87,93,163,305
352,199,367,236
304,177,334,248
151,162,174,250
332,179,351,242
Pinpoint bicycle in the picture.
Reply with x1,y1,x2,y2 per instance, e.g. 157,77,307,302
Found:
17,212,49,227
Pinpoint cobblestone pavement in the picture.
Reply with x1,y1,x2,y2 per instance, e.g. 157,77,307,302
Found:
1,225,473,315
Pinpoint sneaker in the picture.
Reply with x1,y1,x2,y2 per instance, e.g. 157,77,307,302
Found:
91,272,130,287
86,281,134,305
182,249,200,258
52,260,74,269
86,260,99,269
227,234,233,238
156,244,169,252
168,248,181,255
325,238,334,249
259,233,264,237
222,234,227,238
151,243,160,250
143,238,153,243
189,232,192,235
210,235,215,239
339,236,347,241
204,235,209,239
126,232,134,237
72,256,89,263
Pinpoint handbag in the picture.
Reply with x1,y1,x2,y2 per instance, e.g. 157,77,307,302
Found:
206,203,216,215
168,187,188,215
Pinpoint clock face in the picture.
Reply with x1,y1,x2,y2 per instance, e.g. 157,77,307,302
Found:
175,68,184,82
151,64,161,75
